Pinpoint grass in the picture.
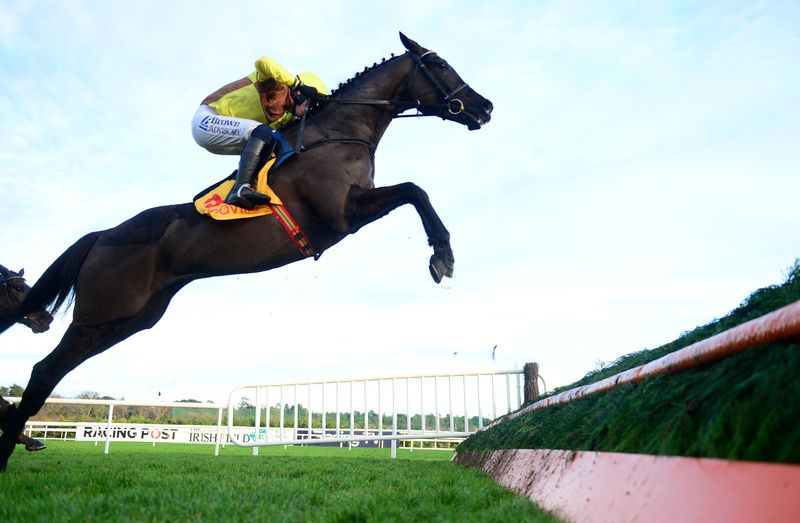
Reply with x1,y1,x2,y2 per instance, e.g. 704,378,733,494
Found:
458,261,800,462
0,441,559,522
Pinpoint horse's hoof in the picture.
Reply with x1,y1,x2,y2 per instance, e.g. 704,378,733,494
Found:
429,256,447,283
24,440,47,452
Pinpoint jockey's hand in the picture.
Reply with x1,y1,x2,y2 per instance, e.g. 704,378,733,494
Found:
293,99,309,117
296,84,319,99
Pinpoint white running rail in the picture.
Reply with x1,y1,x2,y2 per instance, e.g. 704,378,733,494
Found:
226,369,527,456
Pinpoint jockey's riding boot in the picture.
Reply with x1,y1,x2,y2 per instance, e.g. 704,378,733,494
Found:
225,134,275,210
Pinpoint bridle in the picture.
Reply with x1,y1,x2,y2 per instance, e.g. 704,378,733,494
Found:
0,269,52,331
0,271,26,302
293,50,478,153
406,50,469,117
320,50,470,116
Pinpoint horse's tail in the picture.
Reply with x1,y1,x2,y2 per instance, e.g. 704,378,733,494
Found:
0,231,102,334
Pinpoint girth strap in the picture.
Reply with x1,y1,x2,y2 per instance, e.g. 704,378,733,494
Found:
269,203,318,259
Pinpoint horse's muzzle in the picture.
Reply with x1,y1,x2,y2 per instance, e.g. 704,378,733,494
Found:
21,311,53,333
465,98,493,130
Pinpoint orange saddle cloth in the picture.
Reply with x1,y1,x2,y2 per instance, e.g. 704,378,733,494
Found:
193,157,283,220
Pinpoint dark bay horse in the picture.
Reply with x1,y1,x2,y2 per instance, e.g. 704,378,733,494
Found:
0,265,51,452
0,265,53,334
0,33,492,470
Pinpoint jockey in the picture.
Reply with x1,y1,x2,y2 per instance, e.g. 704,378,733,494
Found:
192,57,328,209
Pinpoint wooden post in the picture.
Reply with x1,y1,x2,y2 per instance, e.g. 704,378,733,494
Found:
523,362,540,403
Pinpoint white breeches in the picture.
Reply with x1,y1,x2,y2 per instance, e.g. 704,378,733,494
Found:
190,105,262,155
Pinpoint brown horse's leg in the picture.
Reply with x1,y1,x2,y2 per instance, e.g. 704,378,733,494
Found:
345,183,454,283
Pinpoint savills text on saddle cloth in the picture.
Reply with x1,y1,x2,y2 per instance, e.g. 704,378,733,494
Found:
193,158,316,258
194,157,283,220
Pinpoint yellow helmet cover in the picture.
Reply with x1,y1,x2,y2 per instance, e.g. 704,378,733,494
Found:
296,72,328,96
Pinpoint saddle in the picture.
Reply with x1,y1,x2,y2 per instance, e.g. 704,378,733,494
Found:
193,132,295,221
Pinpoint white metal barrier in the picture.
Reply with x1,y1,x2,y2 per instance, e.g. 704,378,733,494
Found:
8,397,226,455
5,366,544,459
226,369,534,457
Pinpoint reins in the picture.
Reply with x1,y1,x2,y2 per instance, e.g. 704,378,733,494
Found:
294,113,378,154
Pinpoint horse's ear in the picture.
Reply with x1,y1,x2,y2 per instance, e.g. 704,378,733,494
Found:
399,32,425,55
19,268,24,277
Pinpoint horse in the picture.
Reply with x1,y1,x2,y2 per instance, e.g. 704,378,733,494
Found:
0,265,51,452
0,265,53,334
0,32,492,470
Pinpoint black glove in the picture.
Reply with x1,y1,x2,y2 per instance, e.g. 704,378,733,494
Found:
296,84,319,99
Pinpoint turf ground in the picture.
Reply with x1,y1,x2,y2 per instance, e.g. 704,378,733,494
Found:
0,441,558,522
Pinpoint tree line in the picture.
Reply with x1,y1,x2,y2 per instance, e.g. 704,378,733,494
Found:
236,401,489,432
1,384,218,425
2,385,490,430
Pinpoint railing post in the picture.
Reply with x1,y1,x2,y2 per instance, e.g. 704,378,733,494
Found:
391,378,397,459
104,403,114,455
308,384,313,442
294,384,299,443
280,385,285,444
215,407,223,456
253,389,262,456
524,362,540,403
349,381,354,447
335,382,340,445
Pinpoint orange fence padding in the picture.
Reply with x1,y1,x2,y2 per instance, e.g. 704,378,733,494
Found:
454,449,800,523
483,299,800,431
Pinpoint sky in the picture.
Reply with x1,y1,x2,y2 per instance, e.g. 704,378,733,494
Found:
1,1,799,406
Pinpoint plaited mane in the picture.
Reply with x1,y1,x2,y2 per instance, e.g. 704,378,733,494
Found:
328,53,405,97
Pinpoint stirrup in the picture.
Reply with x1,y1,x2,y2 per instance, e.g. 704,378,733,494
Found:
237,184,271,205
225,183,270,210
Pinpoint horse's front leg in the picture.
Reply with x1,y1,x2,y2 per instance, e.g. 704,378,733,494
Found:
0,397,47,452
0,324,103,471
345,183,454,283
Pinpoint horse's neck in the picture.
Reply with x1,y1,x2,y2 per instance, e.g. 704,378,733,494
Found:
314,55,413,146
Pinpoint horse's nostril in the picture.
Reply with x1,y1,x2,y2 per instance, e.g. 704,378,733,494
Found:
482,99,493,114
